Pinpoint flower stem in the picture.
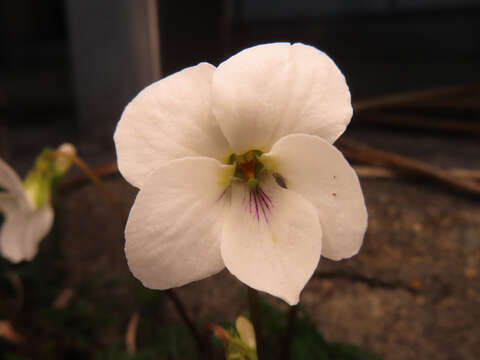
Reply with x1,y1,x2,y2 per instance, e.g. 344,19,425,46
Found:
165,289,206,357
49,151,128,223
247,287,263,360
280,305,298,360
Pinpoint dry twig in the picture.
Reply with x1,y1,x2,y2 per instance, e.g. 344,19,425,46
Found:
52,288,75,310
354,165,480,180
353,112,480,135
338,138,480,197
126,311,140,354
0,320,24,345
353,84,480,112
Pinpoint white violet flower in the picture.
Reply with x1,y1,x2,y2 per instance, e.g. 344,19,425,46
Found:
114,43,367,305
0,143,76,263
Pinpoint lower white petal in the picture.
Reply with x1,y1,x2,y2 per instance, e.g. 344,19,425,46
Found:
221,179,322,305
125,157,233,289
262,134,367,261
0,205,53,263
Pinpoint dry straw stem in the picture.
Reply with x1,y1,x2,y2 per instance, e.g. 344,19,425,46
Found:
0,320,24,345
354,112,480,136
338,138,480,197
353,84,480,112
354,166,480,180
52,288,75,310
126,311,140,354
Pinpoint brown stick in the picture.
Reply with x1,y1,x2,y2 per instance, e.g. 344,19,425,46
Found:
353,165,480,180
0,320,24,345
338,138,480,197
50,151,128,222
353,112,480,135
353,84,480,112
59,162,120,190
59,160,480,185
126,311,140,354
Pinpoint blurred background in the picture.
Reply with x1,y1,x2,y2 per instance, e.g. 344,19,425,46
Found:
0,1,479,359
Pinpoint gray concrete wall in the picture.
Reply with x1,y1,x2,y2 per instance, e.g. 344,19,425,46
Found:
66,0,160,151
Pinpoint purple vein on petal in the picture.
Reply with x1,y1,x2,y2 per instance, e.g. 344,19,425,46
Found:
249,190,253,214
218,187,228,201
257,189,269,223
258,187,272,210
253,189,260,222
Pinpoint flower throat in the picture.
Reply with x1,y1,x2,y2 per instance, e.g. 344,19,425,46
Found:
228,150,264,189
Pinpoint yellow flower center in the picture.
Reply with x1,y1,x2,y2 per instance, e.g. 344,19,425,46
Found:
229,150,264,189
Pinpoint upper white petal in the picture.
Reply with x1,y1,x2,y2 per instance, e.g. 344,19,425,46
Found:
125,157,233,289
0,158,27,199
262,134,367,260
211,42,352,154
114,63,231,188
0,204,53,263
221,179,322,305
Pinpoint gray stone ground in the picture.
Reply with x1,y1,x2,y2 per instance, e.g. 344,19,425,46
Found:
55,128,480,360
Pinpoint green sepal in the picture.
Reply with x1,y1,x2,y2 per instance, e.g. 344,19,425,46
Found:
22,145,74,209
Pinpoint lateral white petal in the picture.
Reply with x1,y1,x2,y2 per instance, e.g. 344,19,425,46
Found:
0,205,53,263
221,179,322,305
262,134,367,260
212,42,352,154
114,63,231,188
0,209,26,262
0,193,20,214
0,158,25,197
125,157,233,289
23,205,54,261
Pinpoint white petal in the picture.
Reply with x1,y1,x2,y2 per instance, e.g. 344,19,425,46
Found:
262,134,367,260
114,63,231,188
0,205,53,263
221,179,322,305
125,157,234,289
0,158,25,197
0,193,20,214
24,205,54,260
211,43,352,154
0,209,26,262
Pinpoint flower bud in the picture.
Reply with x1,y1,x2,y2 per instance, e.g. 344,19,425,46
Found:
235,316,256,349
54,143,76,174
